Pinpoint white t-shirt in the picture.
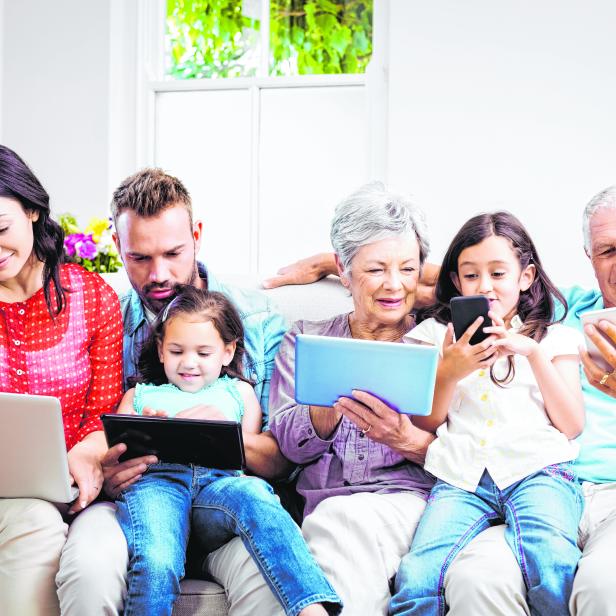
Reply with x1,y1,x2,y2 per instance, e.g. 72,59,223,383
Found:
408,317,583,492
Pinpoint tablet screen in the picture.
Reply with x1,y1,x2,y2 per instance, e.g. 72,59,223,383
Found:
102,414,245,470
294,334,438,415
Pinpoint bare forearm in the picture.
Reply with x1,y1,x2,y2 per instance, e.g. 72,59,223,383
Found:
529,352,584,438
415,263,439,308
413,368,456,433
244,431,293,479
75,430,108,459
309,405,342,439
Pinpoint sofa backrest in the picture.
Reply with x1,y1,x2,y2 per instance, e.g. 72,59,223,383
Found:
102,270,353,326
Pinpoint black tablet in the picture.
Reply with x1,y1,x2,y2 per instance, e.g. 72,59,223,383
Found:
101,414,245,470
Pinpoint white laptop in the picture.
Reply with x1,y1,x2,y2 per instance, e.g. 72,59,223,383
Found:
0,392,79,502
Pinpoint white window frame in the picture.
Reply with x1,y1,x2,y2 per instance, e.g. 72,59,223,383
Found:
133,0,390,272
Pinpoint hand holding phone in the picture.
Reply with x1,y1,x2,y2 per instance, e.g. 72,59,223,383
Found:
580,307,616,371
450,295,493,346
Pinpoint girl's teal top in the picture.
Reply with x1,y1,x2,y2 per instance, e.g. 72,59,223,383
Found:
133,375,244,421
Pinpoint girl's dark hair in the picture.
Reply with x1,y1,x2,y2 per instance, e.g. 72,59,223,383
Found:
135,285,251,386
418,211,567,386
0,145,66,316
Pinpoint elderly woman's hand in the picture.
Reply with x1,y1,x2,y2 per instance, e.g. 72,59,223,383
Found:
334,391,435,465
581,320,616,398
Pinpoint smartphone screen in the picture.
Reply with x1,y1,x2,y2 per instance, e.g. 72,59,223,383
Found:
450,295,492,346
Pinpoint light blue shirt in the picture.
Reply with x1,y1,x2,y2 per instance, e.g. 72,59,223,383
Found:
557,286,616,483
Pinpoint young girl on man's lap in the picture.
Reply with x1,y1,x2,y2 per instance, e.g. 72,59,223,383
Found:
390,212,584,616
115,286,340,616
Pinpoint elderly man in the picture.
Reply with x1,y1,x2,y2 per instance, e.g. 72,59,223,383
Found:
265,185,616,614
561,185,616,614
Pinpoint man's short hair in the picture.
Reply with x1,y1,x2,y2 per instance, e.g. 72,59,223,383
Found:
583,185,616,253
111,168,193,226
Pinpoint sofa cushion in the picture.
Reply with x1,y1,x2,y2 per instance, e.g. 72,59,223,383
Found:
173,579,229,616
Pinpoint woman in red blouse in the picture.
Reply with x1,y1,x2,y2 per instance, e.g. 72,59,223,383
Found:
0,145,123,615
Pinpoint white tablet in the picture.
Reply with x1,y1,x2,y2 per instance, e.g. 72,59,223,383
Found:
580,306,616,371
0,392,79,503
294,334,439,415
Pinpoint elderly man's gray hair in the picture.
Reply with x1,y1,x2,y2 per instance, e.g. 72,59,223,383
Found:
583,185,616,253
330,182,430,274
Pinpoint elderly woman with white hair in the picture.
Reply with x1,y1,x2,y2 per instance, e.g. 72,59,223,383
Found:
268,183,436,615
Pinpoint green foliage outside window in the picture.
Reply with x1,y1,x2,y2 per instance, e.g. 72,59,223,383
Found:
166,0,372,79
167,0,260,79
270,1,372,76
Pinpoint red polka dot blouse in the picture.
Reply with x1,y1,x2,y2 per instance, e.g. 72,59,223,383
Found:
0,263,123,451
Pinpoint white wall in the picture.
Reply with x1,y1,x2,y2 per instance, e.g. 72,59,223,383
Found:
1,1,615,287
387,0,616,288
0,0,5,142
1,1,113,219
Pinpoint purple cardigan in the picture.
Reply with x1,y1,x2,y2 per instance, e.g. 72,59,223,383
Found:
268,312,434,517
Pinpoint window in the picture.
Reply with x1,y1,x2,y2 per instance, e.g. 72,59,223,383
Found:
166,0,373,79
137,0,387,276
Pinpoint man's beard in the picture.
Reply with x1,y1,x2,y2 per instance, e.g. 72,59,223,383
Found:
140,264,200,315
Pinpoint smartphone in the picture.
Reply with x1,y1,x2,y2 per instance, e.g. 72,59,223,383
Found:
580,306,616,371
450,295,493,346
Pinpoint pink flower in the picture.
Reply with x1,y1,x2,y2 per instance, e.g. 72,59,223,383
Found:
75,234,97,260
64,233,83,257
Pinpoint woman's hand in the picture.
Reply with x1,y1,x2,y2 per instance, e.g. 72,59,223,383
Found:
334,390,434,464
483,312,539,358
440,318,497,382
580,319,616,398
67,431,107,514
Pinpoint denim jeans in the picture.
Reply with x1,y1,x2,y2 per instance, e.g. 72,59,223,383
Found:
116,463,341,616
390,465,583,616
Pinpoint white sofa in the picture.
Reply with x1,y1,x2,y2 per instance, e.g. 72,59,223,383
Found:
103,271,353,615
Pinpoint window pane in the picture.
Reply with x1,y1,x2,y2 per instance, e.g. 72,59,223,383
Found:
166,0,261,79
269,1,373,76
258,86,368,274
155,90,253,273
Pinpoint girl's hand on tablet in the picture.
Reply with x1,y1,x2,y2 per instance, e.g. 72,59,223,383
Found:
175,404,228,421
142,406,168,417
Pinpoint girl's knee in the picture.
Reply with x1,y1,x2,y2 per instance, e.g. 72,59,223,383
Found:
134,540,185,581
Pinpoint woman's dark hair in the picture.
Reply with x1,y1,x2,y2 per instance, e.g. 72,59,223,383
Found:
418,211,567,386
135,285,251,386
0,145,66,316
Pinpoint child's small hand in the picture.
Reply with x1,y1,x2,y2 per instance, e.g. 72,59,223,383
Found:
483,311,539,358
176,404,228,421
441,319,497,381
142,407,168,417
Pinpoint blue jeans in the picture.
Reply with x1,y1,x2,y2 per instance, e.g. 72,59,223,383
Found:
390,465,583,616
116,463,341,616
